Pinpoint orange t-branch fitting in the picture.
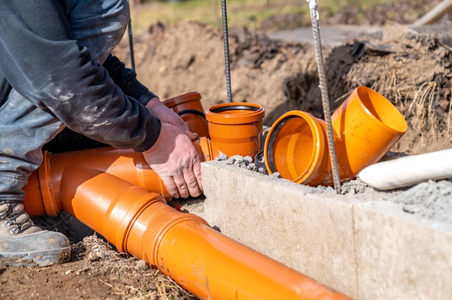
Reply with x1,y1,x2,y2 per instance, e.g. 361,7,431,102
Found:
23,147,169,217
264,86,408,185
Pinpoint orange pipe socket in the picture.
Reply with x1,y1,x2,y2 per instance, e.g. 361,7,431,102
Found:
57,164,351,300
23,147,169,217
264,86,408,185
163,92,210,138
205,102,265,159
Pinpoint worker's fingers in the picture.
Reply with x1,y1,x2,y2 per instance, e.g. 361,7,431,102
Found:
182,162,202,198
161,176,180,199
173,173,190,199
184,131,198,141
193,156,203,192
180,118,189,131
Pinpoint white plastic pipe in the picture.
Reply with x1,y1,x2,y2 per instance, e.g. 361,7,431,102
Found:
358,148,452,190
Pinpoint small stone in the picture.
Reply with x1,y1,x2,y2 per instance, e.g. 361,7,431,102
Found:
87,251,97,261
87,250,105,261
231,155,244,164
98,251,105,260
226,157,236,165
65,270,71,275
269,172,281,179
216,153,228,161
244,156,253,163
136,260,148,270
258,167,265,174
247,163,256,170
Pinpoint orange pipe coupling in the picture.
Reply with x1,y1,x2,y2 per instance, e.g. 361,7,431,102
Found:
264,86,408,185
205,102,265,159
23,147,169,217
49,162,351,300
163,92,210,138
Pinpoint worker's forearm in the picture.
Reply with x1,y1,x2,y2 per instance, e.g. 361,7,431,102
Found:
102,54,159,106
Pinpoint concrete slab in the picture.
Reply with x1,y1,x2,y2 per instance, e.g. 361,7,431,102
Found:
200,161,359,297
354,202,452,300
183,161,452,300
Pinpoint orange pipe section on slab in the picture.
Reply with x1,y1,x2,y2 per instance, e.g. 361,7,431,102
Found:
206,102,265,159
53,163,351,300
264,86,407,185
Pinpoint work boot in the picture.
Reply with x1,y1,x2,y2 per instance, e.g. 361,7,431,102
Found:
0,201,71,267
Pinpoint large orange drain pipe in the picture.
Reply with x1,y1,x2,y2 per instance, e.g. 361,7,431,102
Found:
23,152,351,300
263,87,408,185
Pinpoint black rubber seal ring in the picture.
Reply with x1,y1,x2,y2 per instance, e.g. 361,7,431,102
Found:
254,151,266,169
177,109,206,119
210,105,260,113
266,116,296,174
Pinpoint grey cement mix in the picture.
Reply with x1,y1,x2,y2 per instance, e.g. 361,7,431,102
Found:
214,153,452,229
391,180,452,224
198,161,452,299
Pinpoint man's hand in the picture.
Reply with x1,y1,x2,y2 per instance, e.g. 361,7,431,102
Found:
146,97,188,131
143,123,202,199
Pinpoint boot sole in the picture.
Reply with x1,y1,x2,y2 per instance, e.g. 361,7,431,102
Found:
0,246,71,267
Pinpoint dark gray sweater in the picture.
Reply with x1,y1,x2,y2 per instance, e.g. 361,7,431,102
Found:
0,0,161,152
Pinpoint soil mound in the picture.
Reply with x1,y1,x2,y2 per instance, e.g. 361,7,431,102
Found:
114,21,452,154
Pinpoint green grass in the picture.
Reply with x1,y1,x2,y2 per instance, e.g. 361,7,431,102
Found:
130,0,419,33
133,0,308,32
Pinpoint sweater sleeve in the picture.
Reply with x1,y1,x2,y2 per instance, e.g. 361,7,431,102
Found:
102,54,159,106
0,0,160,152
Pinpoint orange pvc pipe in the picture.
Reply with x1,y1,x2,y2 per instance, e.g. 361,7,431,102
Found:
163,92,210,138
264,86,408,185
23,98,269,218
23,147,169,217
205,102,265,159
54,163,351,300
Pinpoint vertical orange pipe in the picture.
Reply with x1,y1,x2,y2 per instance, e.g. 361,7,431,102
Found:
205,103,265,159
56,164,351,300
163,92,210,138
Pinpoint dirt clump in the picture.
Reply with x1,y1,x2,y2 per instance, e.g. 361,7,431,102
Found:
0,234,198,300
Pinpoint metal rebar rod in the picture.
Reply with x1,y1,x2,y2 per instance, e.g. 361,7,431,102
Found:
221,0,233,103
307,0,341,193
127,1,136,71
